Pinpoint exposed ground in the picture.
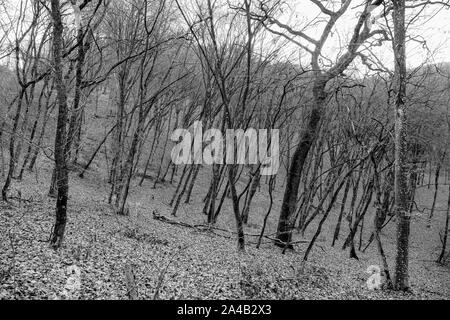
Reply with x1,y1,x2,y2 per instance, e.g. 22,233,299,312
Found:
1,93,448,300
0,156,449,300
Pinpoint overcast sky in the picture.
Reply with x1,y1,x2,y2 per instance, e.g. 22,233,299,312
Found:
1,0,449,71
270,0,450,71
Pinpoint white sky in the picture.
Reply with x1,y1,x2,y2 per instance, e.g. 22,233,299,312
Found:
269,0,450,71
1,0,449,71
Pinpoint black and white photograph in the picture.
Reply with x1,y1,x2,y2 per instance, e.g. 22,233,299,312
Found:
0,0,449,304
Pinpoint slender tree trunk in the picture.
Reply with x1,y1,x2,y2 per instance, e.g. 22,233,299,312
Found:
242,165,260,224
228,164,245,250
343,179,374,258
298,136,323,231
79,124,116,178
153,107,172,187
213,181,229,223
14,91,32,179
170,165,187,204
184,164,200,203
372,158,393,287
2,90,25,201
332,176,351,246
428,158,443,226
304,168,354,261
28,94,54,172
302,171,341,234
19,78,49,179
207,164,221,223
392,0,410,291
171,165,193,216
138,122,158,186
115,112,144,215
109,70,126,191
437,184,450,264
49,0,69,249
257,176,275,248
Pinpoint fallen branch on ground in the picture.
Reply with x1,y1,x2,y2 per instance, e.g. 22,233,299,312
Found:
151,211,309,245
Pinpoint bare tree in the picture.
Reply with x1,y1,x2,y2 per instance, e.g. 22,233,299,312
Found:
255,0,388,246
49,0,69,249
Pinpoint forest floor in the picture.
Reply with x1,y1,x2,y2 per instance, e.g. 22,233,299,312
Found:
0,155,449,300
1,93,449,300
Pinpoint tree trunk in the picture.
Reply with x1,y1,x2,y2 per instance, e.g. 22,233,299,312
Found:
2,90,25,201
207,164,221,223
242,165,261,224
28,92,54,172
184,164,200,203
228,164,245,251
392,0,410,291
276,80,326,246
171,165,193,216
257,176,275,248
66,24,86,165
18,78,48,179
437,184,450,264
332,176,351,246
428,157,443,226
109,69,126,190
49,0,69,249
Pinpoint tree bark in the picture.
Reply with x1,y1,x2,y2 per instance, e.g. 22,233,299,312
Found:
392,0,410,291
437,184,450,264
428,154,444,226
332,176,351,246
2,90,25,201
49,0,69,249
276,79,326,246
242,165,261,224
66,21,87,165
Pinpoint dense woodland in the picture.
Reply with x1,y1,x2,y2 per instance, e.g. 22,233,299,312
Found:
0,0,449,300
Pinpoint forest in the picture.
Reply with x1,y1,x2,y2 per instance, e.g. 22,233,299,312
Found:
0,0,449,300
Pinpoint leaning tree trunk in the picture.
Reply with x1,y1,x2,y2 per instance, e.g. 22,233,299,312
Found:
115,110,145,215
392,0,410,291
371,155,393,287
184,164,200,204
49,0,69,249
332,176,351,246
171,165,193,217
437,184,450,264
276,79,326,246
242,165,261,224
228,164,245,251
428,156,443,226
108,69,126,190
207,164,221,223
19,78,48,179
66,22,87,165
28,90,55,172
2,90,25,201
